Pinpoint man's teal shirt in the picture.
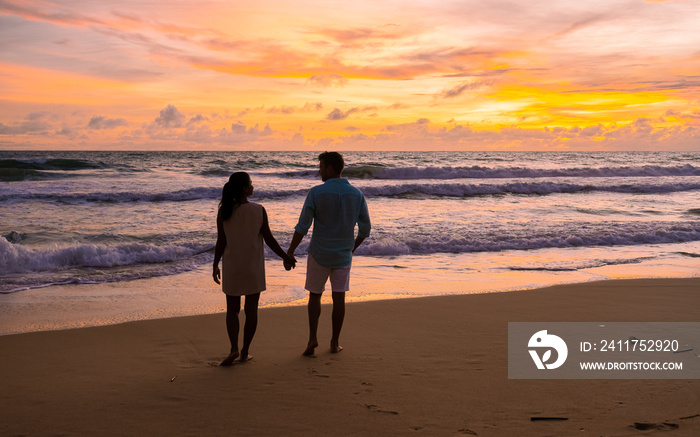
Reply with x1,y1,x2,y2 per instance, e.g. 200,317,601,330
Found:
294,178,371,268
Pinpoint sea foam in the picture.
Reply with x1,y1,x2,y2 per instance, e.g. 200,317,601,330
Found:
0,236,211,274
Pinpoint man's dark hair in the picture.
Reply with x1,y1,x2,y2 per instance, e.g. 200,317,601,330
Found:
318,151,344,174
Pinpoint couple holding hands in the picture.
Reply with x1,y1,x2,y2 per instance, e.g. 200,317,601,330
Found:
213,152,371,366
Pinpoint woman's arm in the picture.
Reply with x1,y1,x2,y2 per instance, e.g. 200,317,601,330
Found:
261,207,296,268
213,213,227,284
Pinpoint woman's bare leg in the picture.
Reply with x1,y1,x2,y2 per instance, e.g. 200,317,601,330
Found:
221,295,241,366
240,293,260,361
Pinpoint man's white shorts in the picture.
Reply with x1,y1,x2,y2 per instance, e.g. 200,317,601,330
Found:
305,253,351,294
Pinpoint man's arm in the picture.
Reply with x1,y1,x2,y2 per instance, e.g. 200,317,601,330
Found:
352,236,365,254
353,195,371,254
288,190,314,258
287,231,304,258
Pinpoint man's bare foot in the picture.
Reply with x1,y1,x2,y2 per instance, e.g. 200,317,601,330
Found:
239,354,253,362
303,340,318,356
220,351,239,366
331,342,343,354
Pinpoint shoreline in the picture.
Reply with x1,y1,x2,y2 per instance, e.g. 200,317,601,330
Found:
2,248,699,336
1,278,699,435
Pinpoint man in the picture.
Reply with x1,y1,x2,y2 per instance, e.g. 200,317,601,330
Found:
286,152,371,355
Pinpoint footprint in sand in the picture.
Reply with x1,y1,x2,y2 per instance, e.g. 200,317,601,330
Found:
307,368,330,378
632,422,678,430
354,382,374,395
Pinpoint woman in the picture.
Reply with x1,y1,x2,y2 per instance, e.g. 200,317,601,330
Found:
213,172,295,366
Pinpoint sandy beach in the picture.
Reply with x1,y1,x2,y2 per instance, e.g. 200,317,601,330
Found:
1,277,699,436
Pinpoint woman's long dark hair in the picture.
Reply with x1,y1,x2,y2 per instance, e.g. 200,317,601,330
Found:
218,172,251,221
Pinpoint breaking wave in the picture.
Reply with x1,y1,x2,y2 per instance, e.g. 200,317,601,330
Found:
356,223,700,256
283,164,700,180
0,237,210,275
3,181,699,205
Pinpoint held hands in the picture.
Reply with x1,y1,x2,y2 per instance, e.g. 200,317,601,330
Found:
283,249,296,271
283,254,296,271
213,264,221,284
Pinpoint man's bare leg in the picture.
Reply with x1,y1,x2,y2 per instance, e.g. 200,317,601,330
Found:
221,295,241,366
303,292,322,355
331,291,345,353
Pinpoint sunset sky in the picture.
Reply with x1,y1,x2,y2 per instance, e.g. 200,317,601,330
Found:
1,0,699,150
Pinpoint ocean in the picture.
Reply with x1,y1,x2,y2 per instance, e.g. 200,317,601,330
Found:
1,151,699,332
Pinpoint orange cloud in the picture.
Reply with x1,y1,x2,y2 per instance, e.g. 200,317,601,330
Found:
0,0,106,28
0,63,132,104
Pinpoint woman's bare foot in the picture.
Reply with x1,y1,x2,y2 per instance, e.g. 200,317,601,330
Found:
303,340,318,356
220,351,239,366
239,354,253,362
